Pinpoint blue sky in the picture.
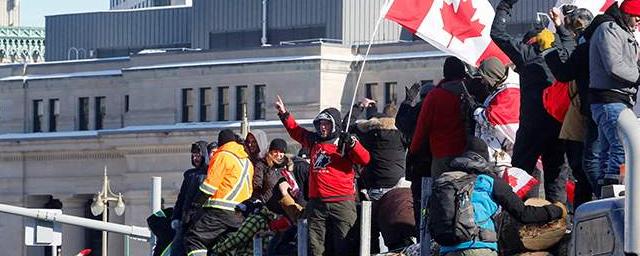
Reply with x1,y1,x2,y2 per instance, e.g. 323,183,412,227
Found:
21,0,109,27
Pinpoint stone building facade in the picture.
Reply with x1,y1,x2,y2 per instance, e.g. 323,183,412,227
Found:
0,41,447,255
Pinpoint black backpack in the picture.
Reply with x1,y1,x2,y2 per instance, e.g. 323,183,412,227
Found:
428,171,479,246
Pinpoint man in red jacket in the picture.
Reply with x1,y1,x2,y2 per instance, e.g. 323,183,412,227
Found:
275,96,370,256
410,57,470,177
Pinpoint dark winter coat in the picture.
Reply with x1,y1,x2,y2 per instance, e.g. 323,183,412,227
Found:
292,156,310,204
147,208,175,256
491,1,575,126
346,105,408,189
396,100,432,180
172,141,209,222
251,156,291,204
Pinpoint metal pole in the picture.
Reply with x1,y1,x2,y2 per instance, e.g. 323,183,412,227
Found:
0,203,150,239
151,177,162,256
360,201,372,256
103,206,108,256
51,246,57,256
124,235,130,256
152,177,162,213
617,109,640,254
261,0,268,46
297,219,308,256
420,177,433,256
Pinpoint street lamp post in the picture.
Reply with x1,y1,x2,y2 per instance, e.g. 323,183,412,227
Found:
91,166,125,256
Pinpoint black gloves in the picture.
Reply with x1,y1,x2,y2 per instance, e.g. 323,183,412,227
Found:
404,82,421,103
502,0,518,6
338,132,357,155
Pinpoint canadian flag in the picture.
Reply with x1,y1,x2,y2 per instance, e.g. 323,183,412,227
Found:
474,71,539,198
383,0,510,66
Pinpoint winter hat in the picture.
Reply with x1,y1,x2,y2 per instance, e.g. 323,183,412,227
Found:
269,138,288,152
478,57,508,88
217,129,236,146
621,0,640,16
443,56,467,81
449,137,491,173
465,137,490,161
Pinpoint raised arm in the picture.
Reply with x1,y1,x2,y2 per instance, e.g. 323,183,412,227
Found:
275,95,315,148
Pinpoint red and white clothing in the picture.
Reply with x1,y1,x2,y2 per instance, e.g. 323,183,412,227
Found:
280,113,370,202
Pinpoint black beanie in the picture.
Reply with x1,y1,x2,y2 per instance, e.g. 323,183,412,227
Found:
218,129,236,146
443,56,467,81
268,138,287,152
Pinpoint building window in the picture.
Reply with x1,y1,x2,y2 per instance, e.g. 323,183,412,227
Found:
32,99,43,132
124,95,129,112
181,88,194,122
254,85,266,120
236,86,247,121
217,87,229,121
384,82,397,105
95,96,106,130
365,83,378,101
78,97,89,131
49,99,59,132
199,88,212,122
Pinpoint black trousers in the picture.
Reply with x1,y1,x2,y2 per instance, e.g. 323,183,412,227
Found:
512,120,567,203
565,140,594,209
183,208,242,256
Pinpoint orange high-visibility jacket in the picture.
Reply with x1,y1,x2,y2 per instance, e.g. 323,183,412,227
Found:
199,141,254,211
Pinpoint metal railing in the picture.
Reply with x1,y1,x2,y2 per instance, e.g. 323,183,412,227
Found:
617,109,640,254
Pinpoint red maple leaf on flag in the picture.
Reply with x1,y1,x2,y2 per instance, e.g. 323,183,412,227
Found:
507,175,518,187
441,0,485,47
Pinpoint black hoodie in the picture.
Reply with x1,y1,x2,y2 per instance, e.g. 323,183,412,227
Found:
312,107,342,142
491,1,575,126
173,141,210,222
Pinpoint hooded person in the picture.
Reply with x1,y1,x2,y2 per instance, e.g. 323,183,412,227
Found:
171,141,210,256
491,0,572,203
184,129,255,256
430,137,567,256
275,96,370,256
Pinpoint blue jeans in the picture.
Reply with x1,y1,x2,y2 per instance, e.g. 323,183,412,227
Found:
591,103,627,184
583,117,602,193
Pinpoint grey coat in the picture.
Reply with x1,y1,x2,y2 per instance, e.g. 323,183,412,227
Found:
589,20,640,100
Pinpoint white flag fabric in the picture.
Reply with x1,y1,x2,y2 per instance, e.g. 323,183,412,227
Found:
383,0,510,66
474,70,539,198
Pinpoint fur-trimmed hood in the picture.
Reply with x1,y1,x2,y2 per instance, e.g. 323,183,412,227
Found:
356,117,398,133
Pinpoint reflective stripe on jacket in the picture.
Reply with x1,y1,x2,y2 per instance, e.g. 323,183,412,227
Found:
200,141,254,211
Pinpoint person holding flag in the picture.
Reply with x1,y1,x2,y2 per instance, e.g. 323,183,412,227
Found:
275,95,370,256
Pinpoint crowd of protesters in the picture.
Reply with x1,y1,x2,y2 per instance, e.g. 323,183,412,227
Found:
145,0,640,255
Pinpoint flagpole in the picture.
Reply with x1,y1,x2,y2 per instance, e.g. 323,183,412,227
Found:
343,12,386,135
